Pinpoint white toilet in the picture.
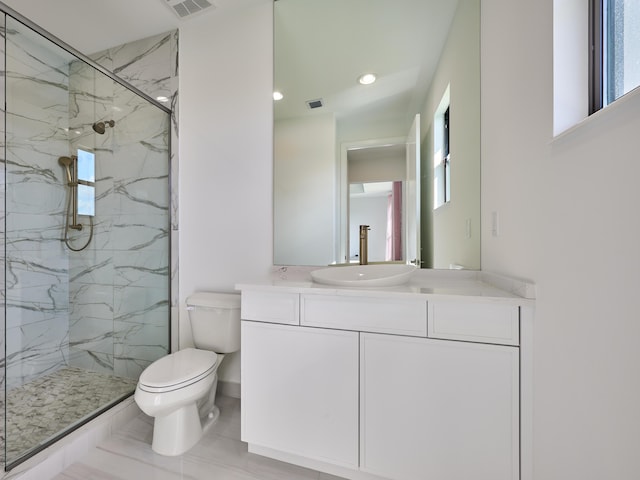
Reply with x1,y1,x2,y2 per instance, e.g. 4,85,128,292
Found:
134,292,241,456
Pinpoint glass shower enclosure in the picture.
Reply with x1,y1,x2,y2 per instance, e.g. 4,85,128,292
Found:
0,7,171,469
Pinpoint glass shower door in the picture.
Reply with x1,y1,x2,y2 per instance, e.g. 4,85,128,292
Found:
2,13,170,467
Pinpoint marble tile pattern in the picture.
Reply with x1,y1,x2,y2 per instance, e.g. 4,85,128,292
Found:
0,367,136,464
0,13,175,466
53,396,346,480
66,51,171,380
1,20,175,387
0,14,5,463
2,16,75,390
90,30,180,311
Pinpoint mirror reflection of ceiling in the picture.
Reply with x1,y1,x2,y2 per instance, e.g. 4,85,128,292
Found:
273,0,480,269
350,181,393,198
347,144,406,165
274,0,460,144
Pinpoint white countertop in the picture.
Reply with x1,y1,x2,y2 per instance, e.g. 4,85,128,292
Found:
236,267,535,306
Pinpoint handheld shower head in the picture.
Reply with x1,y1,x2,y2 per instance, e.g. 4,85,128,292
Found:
58,156,74,183
92,119,115,134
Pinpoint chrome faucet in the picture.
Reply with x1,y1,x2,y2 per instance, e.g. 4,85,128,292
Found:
359,225,370,265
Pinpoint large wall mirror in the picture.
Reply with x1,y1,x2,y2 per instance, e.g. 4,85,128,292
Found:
273,0,480,269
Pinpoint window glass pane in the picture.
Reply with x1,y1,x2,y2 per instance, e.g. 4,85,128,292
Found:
77,184,95,216
604,0,640,105
77,148,95,182
445,157,451,203
433,101,450,209
433,151,445,209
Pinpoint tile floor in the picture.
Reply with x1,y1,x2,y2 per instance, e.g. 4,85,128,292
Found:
2,367,137,463
53,396,346,480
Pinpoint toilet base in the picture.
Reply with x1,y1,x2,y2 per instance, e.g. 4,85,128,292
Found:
151,402,203,456
147,374,221,456
150,403,221,456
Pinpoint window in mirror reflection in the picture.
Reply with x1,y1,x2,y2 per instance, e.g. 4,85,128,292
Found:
349,181,402,263
434,86,451,209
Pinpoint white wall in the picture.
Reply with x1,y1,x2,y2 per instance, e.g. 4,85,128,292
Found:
483,0,640,479
178,0,273,384
274,113,336,266
348,152,405,183
349,195,389,261
177,1,640,477
420,0,481,270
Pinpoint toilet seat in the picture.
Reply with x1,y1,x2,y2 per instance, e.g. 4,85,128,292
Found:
138,348,218,394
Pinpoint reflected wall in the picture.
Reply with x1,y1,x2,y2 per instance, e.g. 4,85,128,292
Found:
420,0,481,270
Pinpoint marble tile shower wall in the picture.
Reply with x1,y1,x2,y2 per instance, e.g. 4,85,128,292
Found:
91,30,179,375
1,15,5,413
66,66,170,379
0,23,178,394
3,19,73,390
65,31,178,379
91,29,180,328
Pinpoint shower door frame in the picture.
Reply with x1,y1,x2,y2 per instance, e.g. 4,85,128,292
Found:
0,1,173,471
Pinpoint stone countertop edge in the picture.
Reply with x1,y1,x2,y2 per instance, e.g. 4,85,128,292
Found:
235,268,536,306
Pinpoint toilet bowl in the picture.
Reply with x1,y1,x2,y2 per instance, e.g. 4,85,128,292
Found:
134,292,241,456
135,348,219,455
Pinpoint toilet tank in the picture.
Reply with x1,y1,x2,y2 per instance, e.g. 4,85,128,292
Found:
186,292,241,353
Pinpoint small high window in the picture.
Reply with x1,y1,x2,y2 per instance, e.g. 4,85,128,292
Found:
77,148,95,216
433,86,451,210
590,0,640,113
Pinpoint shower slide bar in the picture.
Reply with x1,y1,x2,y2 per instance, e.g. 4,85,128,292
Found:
58,155,83,231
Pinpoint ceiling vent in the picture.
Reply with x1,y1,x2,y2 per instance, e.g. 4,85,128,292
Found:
165,0,215,19
306,99,324,109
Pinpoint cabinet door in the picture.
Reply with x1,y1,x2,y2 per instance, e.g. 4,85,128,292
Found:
360,333,519,480
241,321,359,469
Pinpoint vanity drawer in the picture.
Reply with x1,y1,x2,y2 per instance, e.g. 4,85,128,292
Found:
428,302,519,346
241,291,300,325
301,294,427,337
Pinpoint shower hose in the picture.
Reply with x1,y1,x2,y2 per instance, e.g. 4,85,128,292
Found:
63,186,94,252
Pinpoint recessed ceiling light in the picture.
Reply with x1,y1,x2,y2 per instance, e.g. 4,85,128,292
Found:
273,91,284,101
156,96,170,103
358,73,377,85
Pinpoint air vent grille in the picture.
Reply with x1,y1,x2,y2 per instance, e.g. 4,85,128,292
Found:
166,0,214,18
307,99,324,109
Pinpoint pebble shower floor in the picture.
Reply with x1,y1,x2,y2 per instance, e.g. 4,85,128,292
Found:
0,367,137,462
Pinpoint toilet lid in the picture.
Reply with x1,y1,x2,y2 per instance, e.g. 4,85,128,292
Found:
139,348,218,392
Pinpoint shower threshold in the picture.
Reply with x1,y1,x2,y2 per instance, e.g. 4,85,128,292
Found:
1,367,137,467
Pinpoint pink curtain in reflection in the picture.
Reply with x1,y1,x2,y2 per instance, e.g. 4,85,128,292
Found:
385,181,403,261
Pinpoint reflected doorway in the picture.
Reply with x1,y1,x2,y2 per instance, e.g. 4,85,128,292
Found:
342,141,406,263
349,181,403,263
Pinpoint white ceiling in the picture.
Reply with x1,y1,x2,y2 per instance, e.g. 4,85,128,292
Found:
1,0,461,145
350,181,393,198
348,144,406,164
0,0,261,54
274,0,460,142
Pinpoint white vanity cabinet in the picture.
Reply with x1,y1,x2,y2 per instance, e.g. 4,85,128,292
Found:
360,332,519,480
241,320,359,469
238,281,530,480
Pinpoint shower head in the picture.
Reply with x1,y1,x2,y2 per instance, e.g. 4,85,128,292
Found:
58,156,74,183
92,119,115,135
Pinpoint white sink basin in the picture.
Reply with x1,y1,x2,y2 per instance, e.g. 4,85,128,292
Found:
310,264,416,287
